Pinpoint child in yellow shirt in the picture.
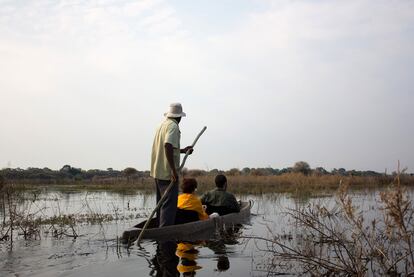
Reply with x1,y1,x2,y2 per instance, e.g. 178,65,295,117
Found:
177,178,209,221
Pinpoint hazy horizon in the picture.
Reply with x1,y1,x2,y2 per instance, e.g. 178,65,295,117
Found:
0,163,408,174
1,0,413,173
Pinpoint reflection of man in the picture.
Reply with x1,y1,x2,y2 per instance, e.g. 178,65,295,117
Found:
206,239,232,273
216,256,230,272
201,174,240,215
155,240,179,277
150,103,193,227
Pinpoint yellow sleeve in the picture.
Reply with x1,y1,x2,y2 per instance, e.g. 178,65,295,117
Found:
177,194,186,209
191,195,209,220
178,194,209,220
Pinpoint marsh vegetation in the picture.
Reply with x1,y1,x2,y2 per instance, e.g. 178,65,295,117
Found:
1,166,414,276
1,162,413,195
247,175,414,276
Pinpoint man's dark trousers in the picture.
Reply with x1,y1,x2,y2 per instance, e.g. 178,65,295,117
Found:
155,178,178,227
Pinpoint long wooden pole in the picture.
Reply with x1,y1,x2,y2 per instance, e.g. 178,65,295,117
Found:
136,126,207,245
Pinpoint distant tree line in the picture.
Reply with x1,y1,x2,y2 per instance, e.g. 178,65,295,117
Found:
0,161,411,184
183,161,395,177
0,165,150,184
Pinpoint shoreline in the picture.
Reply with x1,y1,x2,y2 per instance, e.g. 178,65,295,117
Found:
2,173,413,195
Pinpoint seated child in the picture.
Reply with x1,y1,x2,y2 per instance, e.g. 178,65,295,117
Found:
176,178,209,224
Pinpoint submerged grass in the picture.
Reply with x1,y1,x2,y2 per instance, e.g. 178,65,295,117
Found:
0,182,150,248
247,169,414,276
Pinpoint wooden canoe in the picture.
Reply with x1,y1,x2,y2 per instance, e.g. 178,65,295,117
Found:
122,200,252,244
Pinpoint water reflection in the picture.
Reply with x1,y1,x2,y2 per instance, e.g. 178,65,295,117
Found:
151,241,202,276
151,240,179,277
207,225,241,273
176,242,202,276
149,225,242,276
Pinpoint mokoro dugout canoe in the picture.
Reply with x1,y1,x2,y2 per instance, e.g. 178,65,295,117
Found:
122,200,252,244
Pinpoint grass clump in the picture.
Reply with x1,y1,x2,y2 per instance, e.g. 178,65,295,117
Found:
247,169,414,276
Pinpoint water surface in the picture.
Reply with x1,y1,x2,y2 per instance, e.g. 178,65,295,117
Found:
0,188,405,276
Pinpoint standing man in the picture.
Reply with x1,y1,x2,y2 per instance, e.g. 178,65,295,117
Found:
151,103,193,227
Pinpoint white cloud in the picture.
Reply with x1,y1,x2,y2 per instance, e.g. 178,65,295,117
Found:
192,0,414,170
0,0,413,171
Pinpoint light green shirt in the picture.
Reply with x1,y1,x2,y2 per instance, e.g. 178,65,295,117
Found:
150,118,181,180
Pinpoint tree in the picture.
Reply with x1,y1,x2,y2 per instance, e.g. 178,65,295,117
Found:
59,165,82,177
0,174,4,189
241,167,251,176
60,165,72,173
293,161,311,175
209,169,224,175
123,167,138,182
226,168,241,176
314,167,328,176
332,168,347,176
185,169,206,177
279,167,293,175
250,168,264,176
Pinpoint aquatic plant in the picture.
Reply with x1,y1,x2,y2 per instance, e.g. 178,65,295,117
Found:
0,184,149,251
248,167,414,276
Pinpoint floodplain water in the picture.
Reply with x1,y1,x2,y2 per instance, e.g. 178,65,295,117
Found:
0,188,410,276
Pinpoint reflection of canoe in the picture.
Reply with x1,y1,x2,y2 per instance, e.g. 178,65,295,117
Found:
122,201,252,243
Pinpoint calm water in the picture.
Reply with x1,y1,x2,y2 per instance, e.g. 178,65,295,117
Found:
0,188,407,276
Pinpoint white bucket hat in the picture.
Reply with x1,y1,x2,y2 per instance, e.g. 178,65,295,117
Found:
164,103,186,118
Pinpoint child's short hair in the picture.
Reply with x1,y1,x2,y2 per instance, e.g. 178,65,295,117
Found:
215,174,227,188
181,178,198,193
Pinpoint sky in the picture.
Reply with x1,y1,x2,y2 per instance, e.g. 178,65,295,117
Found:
0,0,413,173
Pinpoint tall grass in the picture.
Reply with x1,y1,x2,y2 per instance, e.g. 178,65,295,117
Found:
246,171,414,276
2,173,413,195
194,173,407,195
